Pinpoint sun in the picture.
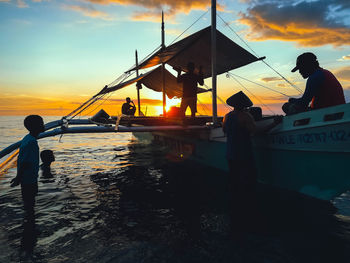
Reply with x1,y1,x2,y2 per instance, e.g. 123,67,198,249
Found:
154,98,181,116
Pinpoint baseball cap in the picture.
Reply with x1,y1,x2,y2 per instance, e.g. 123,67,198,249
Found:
291,52,317,72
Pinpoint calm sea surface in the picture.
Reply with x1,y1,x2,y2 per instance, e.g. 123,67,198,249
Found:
1,116,350,263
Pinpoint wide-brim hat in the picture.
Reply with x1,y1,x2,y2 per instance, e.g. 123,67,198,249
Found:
226,91,253,108
291,52,317,72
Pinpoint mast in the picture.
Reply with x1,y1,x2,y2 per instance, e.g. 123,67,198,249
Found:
161,11,166,117
135,50,141,116
211,0,218,124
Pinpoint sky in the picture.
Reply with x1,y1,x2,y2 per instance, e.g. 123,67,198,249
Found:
0,0,349,116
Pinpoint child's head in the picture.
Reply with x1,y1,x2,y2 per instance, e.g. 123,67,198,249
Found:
40,150,55,165
24,115,45,136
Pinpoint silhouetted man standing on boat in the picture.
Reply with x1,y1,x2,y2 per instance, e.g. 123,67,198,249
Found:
223,91,281,239
283,52,345,115
175,62,204,119
122,97,136,116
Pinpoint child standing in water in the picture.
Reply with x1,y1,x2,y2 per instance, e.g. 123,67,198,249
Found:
40,150,55,178
11,115,45,222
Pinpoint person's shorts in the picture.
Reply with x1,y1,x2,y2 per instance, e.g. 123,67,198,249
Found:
180,97,197,113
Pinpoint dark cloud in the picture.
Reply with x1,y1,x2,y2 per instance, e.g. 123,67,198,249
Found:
239,0,350,47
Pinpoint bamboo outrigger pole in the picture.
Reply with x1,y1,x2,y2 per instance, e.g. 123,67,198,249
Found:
211,0,218,124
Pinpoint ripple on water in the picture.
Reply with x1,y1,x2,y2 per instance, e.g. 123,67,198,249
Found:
1,116,350,262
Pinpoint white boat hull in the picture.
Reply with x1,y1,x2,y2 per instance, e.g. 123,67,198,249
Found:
136,103,350,200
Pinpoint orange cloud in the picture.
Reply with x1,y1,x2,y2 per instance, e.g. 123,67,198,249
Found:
334,66,350,81
62,4,114,20
87,0,208,12
0,96,78,116
16,0,28,8
0,94,167,116
239,1,350,47
85,0,212,21
260,77,282,82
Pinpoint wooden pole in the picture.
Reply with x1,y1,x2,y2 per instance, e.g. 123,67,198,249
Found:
161,11,166,117
135,50,141,116
211,0,218,124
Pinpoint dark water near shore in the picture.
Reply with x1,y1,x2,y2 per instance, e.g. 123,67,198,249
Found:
1,116,350,263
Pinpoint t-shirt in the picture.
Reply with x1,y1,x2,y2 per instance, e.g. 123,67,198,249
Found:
17,134,39,184
177,72,204,98
122,102,135,115
292,68,345,109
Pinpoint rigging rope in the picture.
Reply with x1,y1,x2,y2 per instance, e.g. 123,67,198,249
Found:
124,44,163,75
217,96,232,112
70,94,107,120
228,73,290,98
217,13,303,95
82,93,114,118
169,8,210,45
65,95,100,118
196,97,210,116
203,83,232,112
230,74,275,115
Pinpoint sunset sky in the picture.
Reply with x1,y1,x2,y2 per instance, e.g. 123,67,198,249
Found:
0,0,349,116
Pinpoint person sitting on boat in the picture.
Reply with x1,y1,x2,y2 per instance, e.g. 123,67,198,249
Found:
121,97,136,116
223,91,281,238
175,62,204,119
282,52,345,115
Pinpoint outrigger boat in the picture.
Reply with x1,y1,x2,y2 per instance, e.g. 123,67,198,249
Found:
1,0,349,201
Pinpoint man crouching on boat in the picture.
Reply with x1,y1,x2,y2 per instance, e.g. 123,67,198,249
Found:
223,91,281,239
282,52,345,115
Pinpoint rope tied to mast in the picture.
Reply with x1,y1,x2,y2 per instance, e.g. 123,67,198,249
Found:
217,13,303,95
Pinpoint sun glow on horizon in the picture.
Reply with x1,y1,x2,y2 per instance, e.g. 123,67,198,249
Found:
154,98,181,116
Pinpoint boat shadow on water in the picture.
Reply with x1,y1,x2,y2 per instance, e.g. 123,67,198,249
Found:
87,142,350,263
2,141,349,263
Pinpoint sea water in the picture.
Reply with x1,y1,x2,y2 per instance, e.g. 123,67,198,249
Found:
0,116,350,263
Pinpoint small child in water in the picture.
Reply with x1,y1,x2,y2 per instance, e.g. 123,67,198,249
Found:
40,150,55,178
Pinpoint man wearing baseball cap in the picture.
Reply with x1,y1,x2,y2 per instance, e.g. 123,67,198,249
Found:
282,52,345,115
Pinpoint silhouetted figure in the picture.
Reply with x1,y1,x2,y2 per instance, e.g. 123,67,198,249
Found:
10,115,45,223
175,62,204,119
122,97,136,116
223,91,281,239
40,150,55,178
283,52,345,115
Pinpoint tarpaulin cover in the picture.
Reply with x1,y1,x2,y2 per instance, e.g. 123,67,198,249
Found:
127,26,260,78
101,66,208,99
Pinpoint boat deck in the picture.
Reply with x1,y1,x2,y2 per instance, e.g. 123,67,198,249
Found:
110,116,223,126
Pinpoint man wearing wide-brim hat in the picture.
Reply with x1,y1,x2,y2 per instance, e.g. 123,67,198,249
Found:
283,52,345,115
223,91,281,238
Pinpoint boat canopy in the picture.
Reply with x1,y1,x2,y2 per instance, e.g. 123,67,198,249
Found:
99,65,208,98
127,26,262,78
